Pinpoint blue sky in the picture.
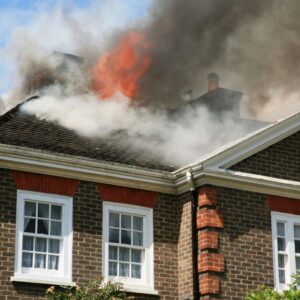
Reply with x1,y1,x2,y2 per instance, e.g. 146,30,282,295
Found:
0,0,153,95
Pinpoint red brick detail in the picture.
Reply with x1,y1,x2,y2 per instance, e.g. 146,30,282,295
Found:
267,195,300,215
199,274,220,295
99,183,157,208
197,208,224,229
198,253,224,273
199,230,218,250
11,170,79,196
198,188,217,207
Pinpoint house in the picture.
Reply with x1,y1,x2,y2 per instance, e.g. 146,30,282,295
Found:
0,80,299,300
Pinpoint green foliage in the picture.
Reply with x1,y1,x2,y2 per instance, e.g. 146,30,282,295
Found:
245,275,300,300
46,275,134,300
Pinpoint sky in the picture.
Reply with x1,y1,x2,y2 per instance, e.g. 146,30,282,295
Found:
0,0,153,95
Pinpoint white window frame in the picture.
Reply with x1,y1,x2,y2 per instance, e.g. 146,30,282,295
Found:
11,190,74,286
272,211,300,291
103,201,156,295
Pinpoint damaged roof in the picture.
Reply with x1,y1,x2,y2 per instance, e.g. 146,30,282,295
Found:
0,97,176,172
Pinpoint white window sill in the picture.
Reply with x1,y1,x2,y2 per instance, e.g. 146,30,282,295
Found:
11,275,76,287
123,285,158,295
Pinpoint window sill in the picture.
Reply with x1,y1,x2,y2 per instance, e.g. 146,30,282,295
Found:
123,285,159,295
11,275,76,287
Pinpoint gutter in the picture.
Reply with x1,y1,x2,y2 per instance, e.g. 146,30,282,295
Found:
186,170,199,300
0,143,300,200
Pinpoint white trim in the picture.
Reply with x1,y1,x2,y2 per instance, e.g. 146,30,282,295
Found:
271,212,300,290
102,202,155,293
0,143,176,194
179,111,300,170
124,286,159,295
14,190,73,284
10,275,76,286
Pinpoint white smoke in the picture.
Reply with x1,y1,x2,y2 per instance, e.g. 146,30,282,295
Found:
21,91,257,166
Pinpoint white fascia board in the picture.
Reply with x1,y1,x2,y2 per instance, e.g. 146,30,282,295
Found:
0,144,177,194
195,168,300,200
1,134,300,199
174,111,300,172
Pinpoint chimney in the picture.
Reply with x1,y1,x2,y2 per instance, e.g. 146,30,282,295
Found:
207,73,219,92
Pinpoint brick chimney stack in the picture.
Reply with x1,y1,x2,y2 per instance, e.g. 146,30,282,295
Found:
207,73,219,92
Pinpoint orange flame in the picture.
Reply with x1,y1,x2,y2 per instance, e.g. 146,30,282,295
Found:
93,32,151,100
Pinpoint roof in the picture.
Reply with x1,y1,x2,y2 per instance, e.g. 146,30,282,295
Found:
0,87,269,172
0,108,299,197
0,97,175,172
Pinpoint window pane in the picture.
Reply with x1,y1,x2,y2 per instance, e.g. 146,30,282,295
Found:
121,215,131,229
278,254,285,268
109,262,118,276
22,253,33,267
24,218,36,233
131,249,142,263
35,238,47,252
277,222,285,236
131,264,141,279
121,230,131,245
48,255,59,270
38,203,49,218
295,240,300,254
133,216,143,231
119,247,130,262
49,239,60,254
295,225,300,239
23,236,33,251
50,221,62,236
278,237,286,251
25,202,36,217
51,205,62,220
133,232,143,246
109,228,119,243
279,269,285,284
109,246,118,260
109,213,119,228
35,254,46,268
296,257,300,270
38,219,49,234
119,263,129,277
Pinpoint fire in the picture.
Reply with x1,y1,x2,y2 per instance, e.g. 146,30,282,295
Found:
93,31,151,100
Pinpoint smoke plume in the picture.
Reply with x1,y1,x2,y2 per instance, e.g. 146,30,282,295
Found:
2,0,300,167
137,0,300,116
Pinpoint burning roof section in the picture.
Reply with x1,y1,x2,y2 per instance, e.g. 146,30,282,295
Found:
0,97,175,172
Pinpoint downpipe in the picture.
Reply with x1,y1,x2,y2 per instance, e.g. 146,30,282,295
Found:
185,170,200,300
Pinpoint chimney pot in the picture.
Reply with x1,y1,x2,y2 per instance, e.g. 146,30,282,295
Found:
207,72,219,92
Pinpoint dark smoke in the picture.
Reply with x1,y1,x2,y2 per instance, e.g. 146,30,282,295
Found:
8,0,300,118
134,0,300,114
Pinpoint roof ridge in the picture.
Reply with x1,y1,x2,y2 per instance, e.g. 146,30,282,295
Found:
0,96,39,126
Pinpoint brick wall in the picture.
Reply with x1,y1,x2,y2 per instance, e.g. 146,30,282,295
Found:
177,192,193,300
73,181,102,284
153,193,180,300
216,187,274,299
0,168,191,300
230,130,300,181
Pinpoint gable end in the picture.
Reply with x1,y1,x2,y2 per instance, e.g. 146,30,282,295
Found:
229,130,300,182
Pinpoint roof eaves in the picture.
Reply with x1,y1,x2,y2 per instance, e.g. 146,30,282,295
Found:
174,111,300,175
0,143,177,194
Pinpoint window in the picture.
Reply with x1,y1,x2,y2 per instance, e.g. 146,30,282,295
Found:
103,202,155,294
12,190,73,285
272,212,300,290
